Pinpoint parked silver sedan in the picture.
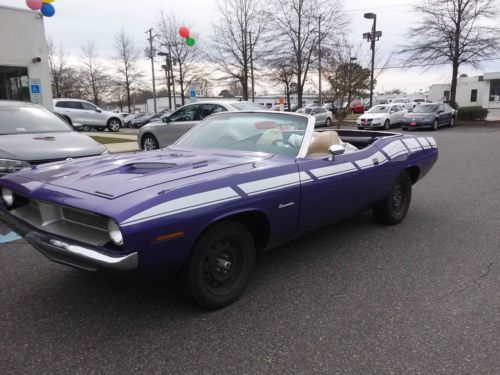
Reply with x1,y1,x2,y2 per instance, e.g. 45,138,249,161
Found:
137,101,264,150
296,106,333,127
0,101,107,176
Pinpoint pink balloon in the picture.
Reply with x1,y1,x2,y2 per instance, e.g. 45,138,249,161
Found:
26,0,43,11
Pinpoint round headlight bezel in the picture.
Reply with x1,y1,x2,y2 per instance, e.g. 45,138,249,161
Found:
107,219,123,246
2,187,14,207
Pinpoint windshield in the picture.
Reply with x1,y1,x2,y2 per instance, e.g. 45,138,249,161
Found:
230,102,265,110
412,105,438,113
0,106,73,135
392,99,404,103
367,105,390,114
175,112,309,156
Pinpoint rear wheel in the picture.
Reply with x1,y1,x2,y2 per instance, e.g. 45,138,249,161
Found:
184,221,255,309
141,134,160,151
107,118,121,132
432,119,438,131
373,171,412,225
384,119,390,130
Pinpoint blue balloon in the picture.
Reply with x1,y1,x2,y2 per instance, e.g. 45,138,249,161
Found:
40,3,55,17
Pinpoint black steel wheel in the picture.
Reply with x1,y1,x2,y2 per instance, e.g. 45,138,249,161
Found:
184,221,255,309
373,171,412,225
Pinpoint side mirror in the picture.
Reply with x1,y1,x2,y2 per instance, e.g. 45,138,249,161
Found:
162,116,169,123
95,108,102,113
328,144,346,161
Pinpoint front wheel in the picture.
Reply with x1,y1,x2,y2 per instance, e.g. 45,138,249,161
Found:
184,221,255,309
325,118,331,127
373,171,412,225
141,134,159,151
107,118,121,132
432,119,438,131
383,119,390,130
449,117,455,127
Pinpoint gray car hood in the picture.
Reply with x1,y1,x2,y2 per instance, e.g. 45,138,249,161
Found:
0,132,107,162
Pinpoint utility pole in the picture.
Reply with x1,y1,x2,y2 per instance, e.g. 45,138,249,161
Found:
248,31,255,102
318,15,322,106
146,28,158,113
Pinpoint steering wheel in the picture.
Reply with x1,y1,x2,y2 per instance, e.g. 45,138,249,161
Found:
271,139,293,148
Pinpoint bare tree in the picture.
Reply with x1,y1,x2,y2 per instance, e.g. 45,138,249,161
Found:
157,13,201,106
267,57,296,110
114,29,143,112
273,0,345,108
209,0,269,101
47,39,84,98
80,41,111,106
401,0,500,108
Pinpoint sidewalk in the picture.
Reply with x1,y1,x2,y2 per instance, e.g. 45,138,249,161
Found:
84,132,140,153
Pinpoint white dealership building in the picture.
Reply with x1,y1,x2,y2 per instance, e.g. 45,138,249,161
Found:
0,5,53,109
429,72,500,120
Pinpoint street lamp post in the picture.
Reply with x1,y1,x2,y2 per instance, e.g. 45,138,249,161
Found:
318,15,322,106
246,31,255,102
363,12,380,109
157,51,172,109
146,28,158,113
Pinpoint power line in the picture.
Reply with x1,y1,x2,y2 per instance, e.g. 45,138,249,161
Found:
375,57,500,70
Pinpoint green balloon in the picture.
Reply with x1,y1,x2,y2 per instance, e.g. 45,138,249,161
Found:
185,37,195,47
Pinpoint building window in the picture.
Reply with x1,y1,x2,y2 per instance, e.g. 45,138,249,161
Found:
470,89,478,102
0,66,29,102
490,79,500,102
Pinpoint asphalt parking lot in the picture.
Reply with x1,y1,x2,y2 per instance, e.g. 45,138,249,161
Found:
1,124,500,374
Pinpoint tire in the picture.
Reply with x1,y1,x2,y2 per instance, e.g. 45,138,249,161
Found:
373,171,412,225
183,221,255,309
107,118,121,132
449,117,455,127
141,134,160,151
383,119,390,130
432,119,438,131
325,118,332,127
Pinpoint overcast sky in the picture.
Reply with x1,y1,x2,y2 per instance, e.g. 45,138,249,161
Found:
2,0,499,94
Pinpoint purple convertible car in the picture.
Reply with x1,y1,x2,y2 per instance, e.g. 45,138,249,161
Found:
0,111,438,309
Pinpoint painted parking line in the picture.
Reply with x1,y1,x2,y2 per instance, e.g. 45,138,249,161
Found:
0,231,21,244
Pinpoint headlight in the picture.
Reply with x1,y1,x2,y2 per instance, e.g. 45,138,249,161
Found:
0,159,30,174
108,219,123,246
2,187,13,207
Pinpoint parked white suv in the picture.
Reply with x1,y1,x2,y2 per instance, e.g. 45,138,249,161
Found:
390,98,413,111
53,99,122,132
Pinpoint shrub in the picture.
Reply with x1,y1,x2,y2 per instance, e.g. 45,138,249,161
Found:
458,106,489,121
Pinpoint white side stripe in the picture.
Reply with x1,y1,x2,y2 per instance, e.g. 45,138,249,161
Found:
402,138,422,152
417,137,432,149
121,187,240,226
310,162,357,179
383,140,408,159
355,151,388,169
238,173,301,196
426,137,437,148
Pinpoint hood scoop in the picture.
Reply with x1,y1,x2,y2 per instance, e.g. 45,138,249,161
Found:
124,162,177,174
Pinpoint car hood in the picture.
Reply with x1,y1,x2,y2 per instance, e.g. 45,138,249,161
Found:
0,132,106,162
404,113,435,118
360,113,386,119
15,147,274,199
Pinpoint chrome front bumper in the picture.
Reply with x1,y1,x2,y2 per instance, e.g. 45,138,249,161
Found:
0,209,138,272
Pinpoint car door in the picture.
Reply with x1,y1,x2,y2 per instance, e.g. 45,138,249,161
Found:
156,104,200,145
437,104,447,124
396,105,405,123
297,147,388,235
80,101,103,126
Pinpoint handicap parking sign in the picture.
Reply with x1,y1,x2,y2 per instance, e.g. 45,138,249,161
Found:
31,84,41,94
